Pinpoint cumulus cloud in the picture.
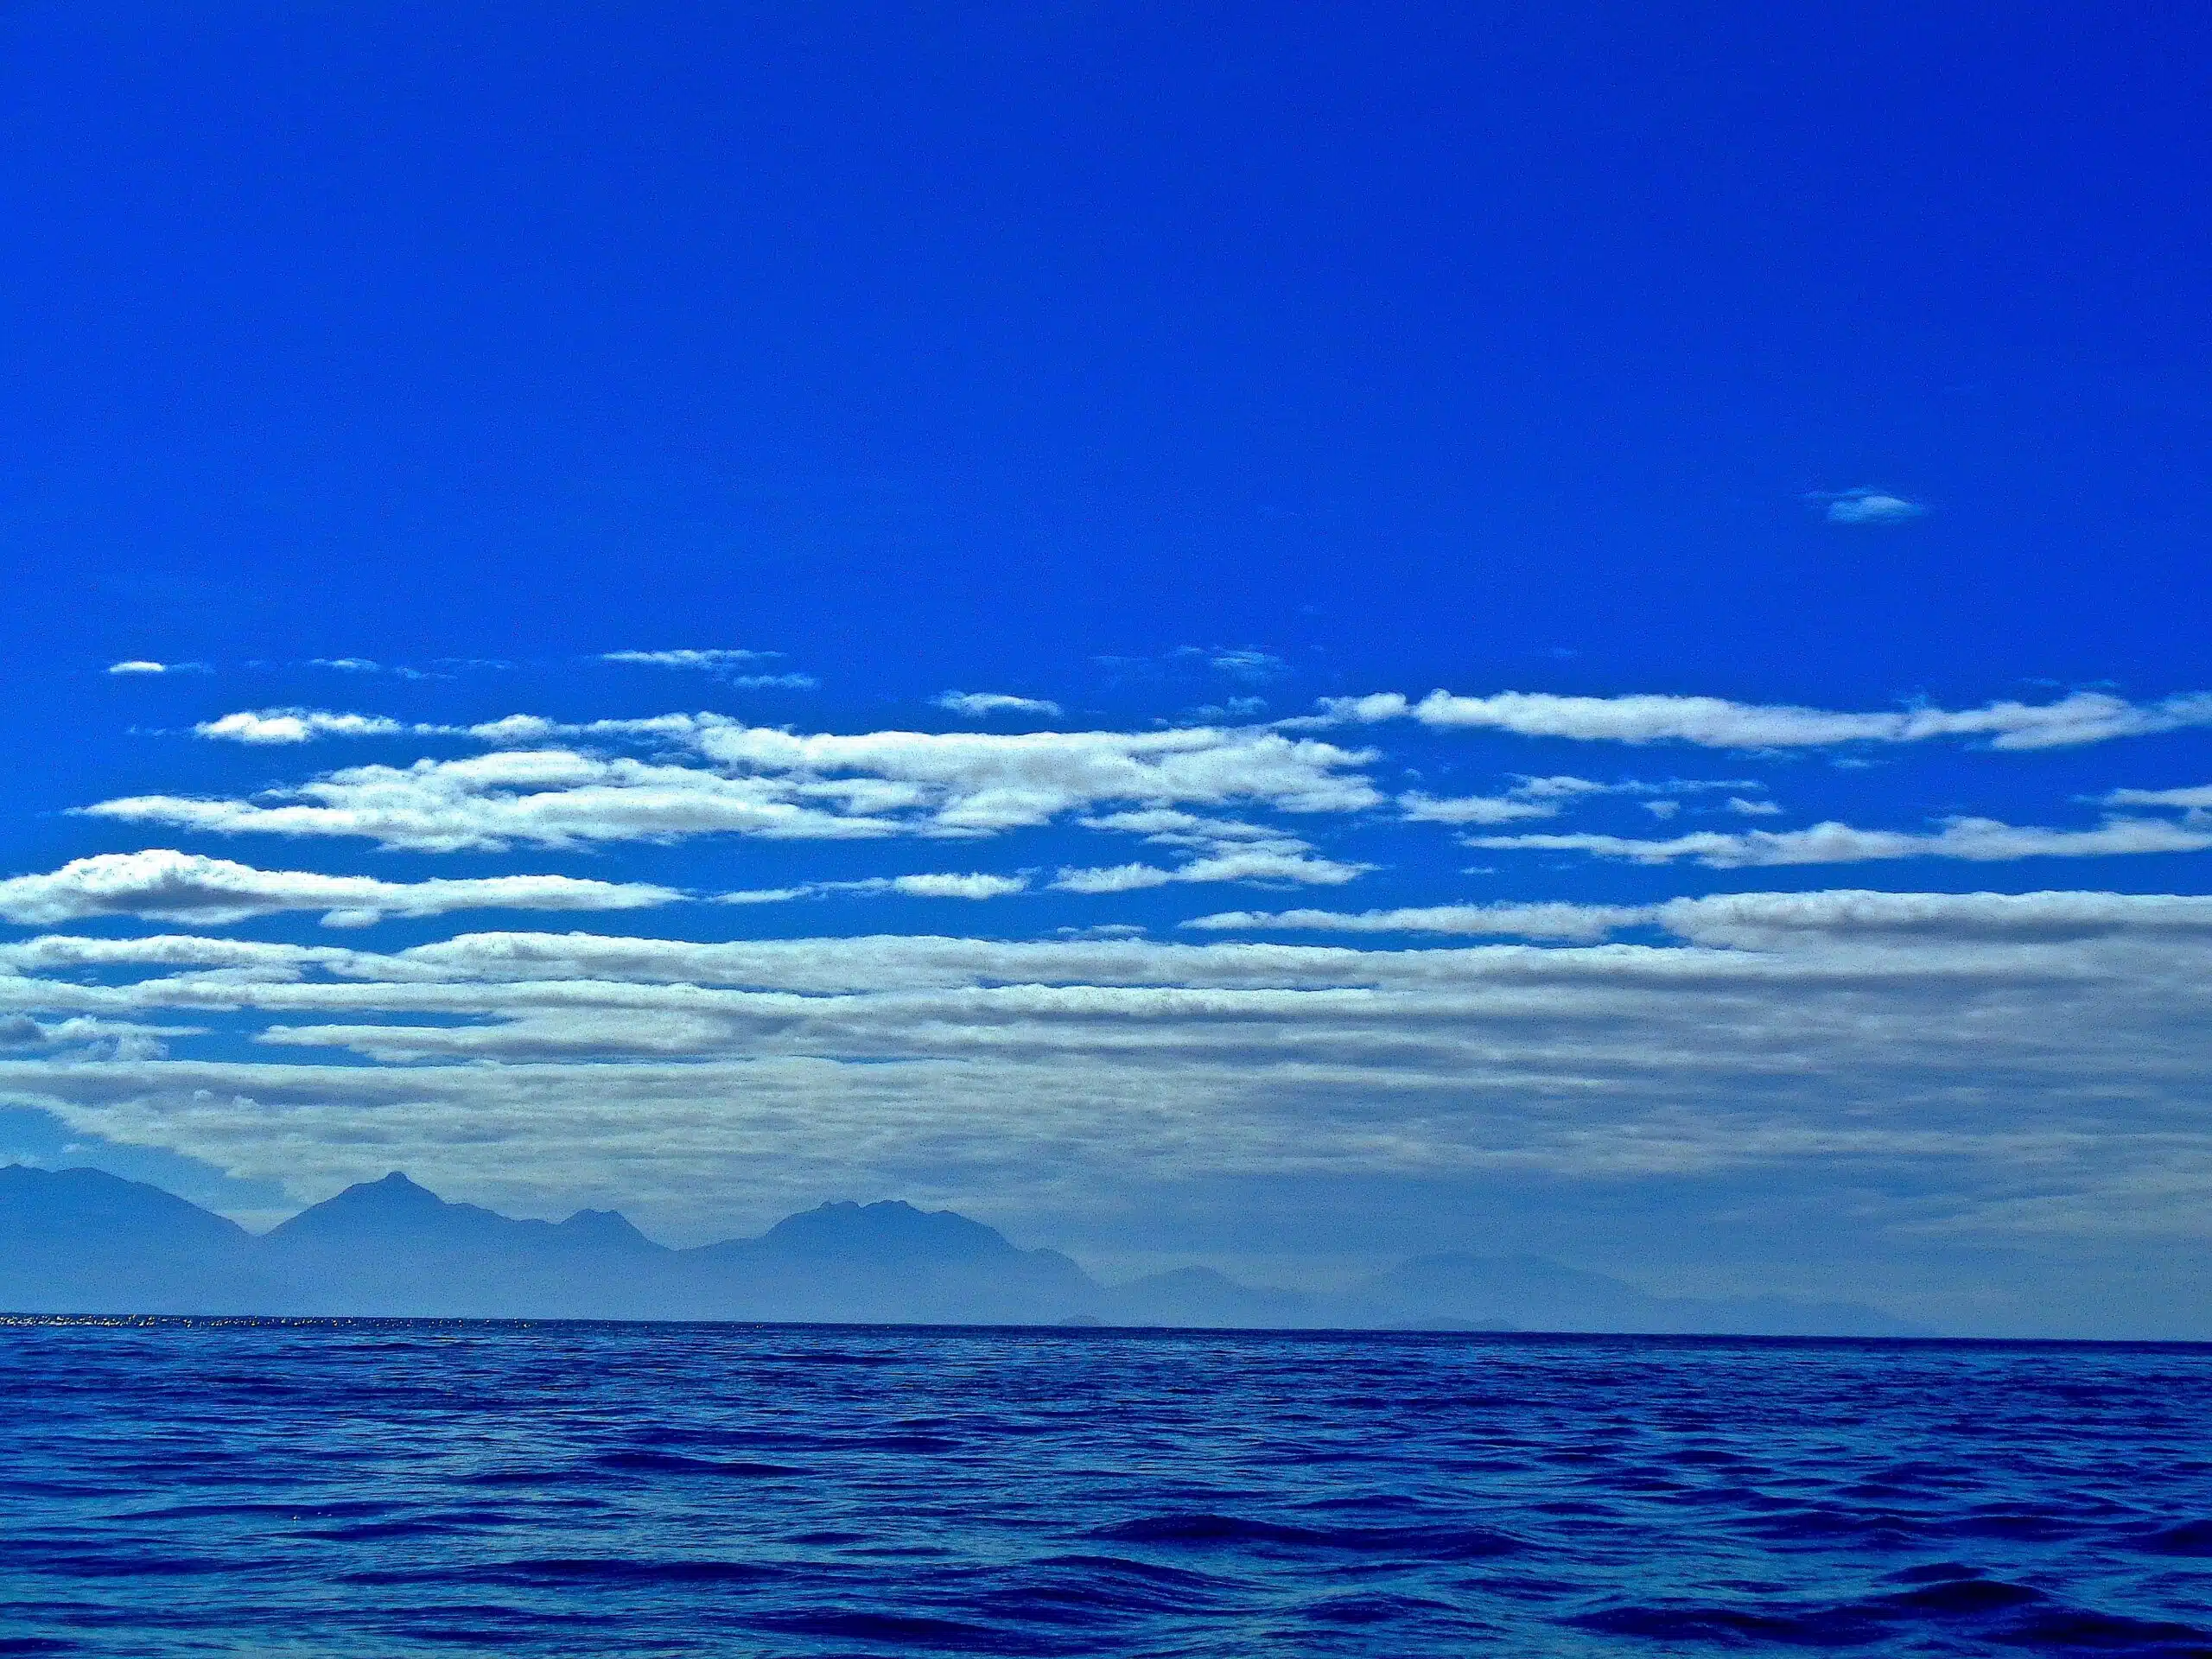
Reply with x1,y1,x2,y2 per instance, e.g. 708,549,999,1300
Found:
92,720,1382,852
86,751,903,852
935,691,1065,718
1811,487,1928,525
1311,688,2212,751
1465,815,2212,868
107,660,175,676
196,709,413,744
306,658,382,672
0,850,680,927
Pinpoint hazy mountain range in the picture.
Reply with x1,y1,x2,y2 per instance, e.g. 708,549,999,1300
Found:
0,1165,1919,1335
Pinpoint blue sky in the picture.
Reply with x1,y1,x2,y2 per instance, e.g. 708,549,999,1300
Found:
3,3,2210,1336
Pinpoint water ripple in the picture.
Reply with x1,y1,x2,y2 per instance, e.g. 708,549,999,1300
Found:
0,1322,2207,1656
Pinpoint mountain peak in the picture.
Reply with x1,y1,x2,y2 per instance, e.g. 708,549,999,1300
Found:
264,1170,493,1247
754,1199,1020,1262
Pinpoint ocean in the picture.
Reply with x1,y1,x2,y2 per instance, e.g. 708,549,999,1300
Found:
1,1320,2207,1656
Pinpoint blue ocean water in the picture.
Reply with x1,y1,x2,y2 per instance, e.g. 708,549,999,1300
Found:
1,1322,2208,1657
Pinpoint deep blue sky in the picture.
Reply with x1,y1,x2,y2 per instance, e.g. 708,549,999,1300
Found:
7,3,2207,695
3,3,2210,1335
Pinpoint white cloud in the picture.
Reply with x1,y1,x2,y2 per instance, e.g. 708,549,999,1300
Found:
935,691,1064,718
95,721,1383,851
1208,648,1289,683
1727,797,1782,816
1465,815,2212,868
1656,889,2212,945
10,906,2212,1262
876,872,1028,899
1183,902,1648,941
106,660,174,676
86,751,904,852
1185,887,2212,948
1813,487,1928,525
1312,688,2212,751
2102,783,2212,810
1183,696,1270,722
306,658,382,672
1400,776,1758,824
196,709,411,744
0,850,680,927
716,873,1030,904
601,649,781,670
1399,790,1567,825
1052,849,1370,893
90,719,1382,852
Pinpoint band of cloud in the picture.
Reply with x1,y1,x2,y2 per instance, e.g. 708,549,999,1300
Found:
1310,688,2212,750
0,850,683,928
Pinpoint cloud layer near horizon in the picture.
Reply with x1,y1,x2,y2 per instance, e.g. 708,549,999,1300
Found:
4,899,2212,1256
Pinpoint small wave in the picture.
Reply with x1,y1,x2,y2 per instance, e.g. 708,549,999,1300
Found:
1567,1602,1884,1645
1094,1512,1523,1558
465,1556,782,1586
747,1610,1048,1653
1300,1592,1459,1625
588,1450,808,1478
2133,1519,2212,1556
2000,1608,2212,1652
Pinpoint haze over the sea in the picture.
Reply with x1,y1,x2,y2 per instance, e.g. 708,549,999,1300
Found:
3,3,2209,1339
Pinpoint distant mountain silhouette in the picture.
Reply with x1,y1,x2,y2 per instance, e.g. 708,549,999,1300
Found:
0,1164,1920,1334
692,1200,1096,1323
0,1165,268,1313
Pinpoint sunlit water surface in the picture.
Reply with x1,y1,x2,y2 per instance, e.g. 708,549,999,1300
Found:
3,1321,2209,1656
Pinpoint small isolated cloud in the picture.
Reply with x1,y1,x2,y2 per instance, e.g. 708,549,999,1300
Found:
1810,487,1928,525
196,709,410,745
1401,776,1756,825
1182,696,1269,723
0,849,681,928
1207,648,1289,683
1727,796,1783,817
602,649,782,671
877,872,1027,899
935,691,1064,719
107,660,207,676
715,872,1029,905
307,658,382,672
1052,849,1370,893
1061,808,1372,891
